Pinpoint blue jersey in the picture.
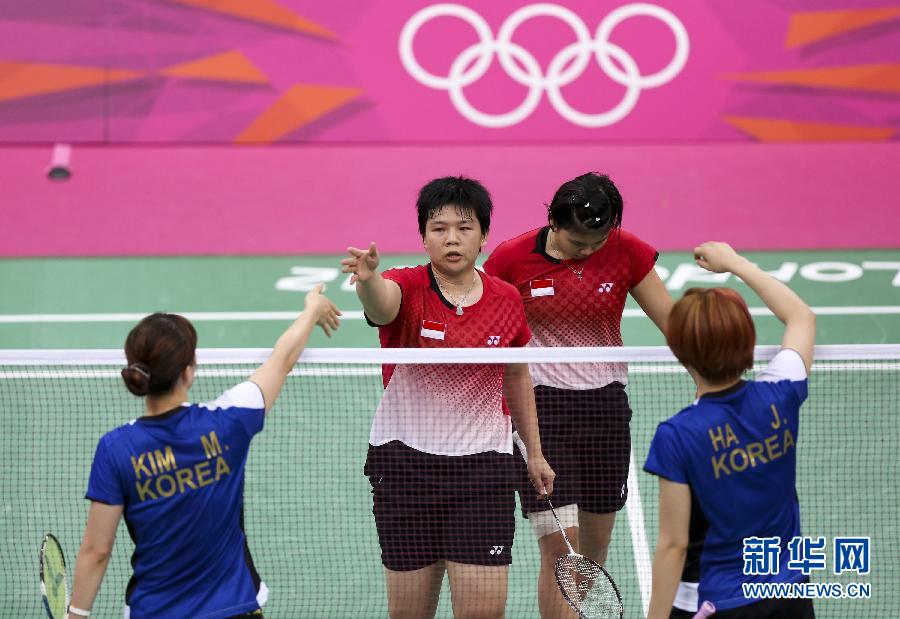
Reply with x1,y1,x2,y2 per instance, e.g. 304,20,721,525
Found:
86,382,267,619
644,350,808,611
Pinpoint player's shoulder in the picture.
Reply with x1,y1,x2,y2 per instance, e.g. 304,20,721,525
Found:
199,381,266,412
489,227,542,259
663,402,710,435
483,270,525,303
98,418,144,449
382,263,429,287
614,228,655,251
383,263,427,278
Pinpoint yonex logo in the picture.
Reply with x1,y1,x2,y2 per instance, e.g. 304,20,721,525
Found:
599,283,614,293
489,545,505,555
621,484,626,498
486,335,501,346
399,3,689,128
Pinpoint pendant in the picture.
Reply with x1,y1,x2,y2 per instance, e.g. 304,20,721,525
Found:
456,305,464,316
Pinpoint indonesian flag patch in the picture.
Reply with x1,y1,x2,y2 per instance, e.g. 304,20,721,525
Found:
530,278,555,297
420,320,447,340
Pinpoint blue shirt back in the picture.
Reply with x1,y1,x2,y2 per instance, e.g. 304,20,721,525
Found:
86,382,266,619
644,350,809,611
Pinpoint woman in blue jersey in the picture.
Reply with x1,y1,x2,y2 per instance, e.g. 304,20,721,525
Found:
645,242,816,618
65,285,340,619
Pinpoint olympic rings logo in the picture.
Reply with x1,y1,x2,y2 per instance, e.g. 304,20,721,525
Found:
399,3,690,128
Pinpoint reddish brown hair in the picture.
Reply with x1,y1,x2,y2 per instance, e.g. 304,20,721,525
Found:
121,313,197,396
666,287,755,383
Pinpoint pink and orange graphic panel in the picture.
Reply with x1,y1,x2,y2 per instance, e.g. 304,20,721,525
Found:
0,1,896,142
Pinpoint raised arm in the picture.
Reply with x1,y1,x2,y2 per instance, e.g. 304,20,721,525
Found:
341,242,402,325
693,242,816,373
250,283,341,412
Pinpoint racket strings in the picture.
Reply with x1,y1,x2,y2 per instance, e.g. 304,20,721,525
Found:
40,535,68,618
555,555,623,618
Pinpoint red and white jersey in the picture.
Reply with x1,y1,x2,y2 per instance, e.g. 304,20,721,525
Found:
484,227,658,390
369,264,531,456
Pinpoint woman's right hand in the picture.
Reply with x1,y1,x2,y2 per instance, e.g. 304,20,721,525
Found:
341,242,380,284
693,241,746,274
304,283,341,337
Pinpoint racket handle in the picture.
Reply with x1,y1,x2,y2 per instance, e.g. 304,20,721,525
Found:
692,601,716,618
511,432,577,555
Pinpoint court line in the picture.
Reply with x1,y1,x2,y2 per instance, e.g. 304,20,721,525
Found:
626,449,652,615
1,306,899,323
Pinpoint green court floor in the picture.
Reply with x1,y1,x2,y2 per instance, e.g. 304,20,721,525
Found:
1,250,899,349
1,250,897,617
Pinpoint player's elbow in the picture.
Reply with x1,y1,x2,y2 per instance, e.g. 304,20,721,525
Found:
788,306,816,330
657,532,689,555
797,305,815,322
79,540,114,564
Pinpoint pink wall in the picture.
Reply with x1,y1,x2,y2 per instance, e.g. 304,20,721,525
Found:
2,143,897,256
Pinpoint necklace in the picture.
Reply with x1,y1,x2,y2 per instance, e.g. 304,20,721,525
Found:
549,231,586,280
435,270,478,316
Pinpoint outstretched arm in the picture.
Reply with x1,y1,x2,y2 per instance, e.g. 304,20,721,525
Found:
250,283,341,412
693,242,815,373
341,242,402,325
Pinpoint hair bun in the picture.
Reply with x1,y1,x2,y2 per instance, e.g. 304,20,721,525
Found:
121,364,151,396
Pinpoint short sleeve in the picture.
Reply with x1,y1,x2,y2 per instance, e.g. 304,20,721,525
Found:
86,436,125,505
628,234,659,289
202,381,266,438
366,267,414,328
757,349,808,402
644,422,689,484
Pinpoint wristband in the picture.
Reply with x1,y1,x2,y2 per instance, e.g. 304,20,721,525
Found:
68,606,91,617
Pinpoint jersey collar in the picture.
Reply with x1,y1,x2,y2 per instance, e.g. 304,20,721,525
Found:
428,263,486,313
137,404,188,423
428,263,458,311
533,227,561,264
699,380,747,400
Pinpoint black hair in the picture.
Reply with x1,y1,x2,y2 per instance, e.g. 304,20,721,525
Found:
416,176,493,236
547,172,623,233
121,313,197,397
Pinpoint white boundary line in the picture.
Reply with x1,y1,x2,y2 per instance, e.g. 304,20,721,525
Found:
626,448,652,615
1,306,899,324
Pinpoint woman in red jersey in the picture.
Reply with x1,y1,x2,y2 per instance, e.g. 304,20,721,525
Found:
342,176,555,619
484,172,672,618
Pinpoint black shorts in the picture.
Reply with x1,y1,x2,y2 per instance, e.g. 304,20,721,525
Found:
670,597,814,618
365,441,516,572
518,383,632,516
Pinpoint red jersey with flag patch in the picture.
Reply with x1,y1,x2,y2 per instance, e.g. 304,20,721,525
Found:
368,264,531,456
483,227,658,389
